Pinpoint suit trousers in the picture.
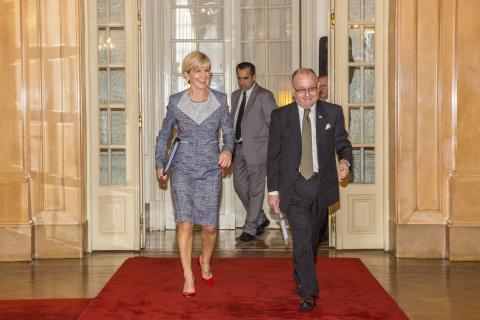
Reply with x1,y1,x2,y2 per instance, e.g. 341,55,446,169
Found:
233,143,268,236
287,174,328,298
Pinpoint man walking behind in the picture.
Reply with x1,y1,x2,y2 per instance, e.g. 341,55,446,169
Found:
231,62,277,243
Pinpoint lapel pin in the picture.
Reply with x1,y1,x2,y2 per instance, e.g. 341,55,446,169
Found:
318,115,323,119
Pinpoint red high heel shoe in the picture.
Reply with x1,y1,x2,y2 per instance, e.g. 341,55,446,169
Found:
182,291,196,298
182,277,196,298
197,256,214,286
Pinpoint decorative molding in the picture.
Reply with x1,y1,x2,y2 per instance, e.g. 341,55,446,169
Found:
348,195,376,234
0,172,30,182
100,196,126,233
409,210,447,224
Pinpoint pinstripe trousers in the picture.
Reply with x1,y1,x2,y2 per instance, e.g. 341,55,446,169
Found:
287,174,328,298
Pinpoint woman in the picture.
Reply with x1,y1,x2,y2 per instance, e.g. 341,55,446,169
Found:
155,51,235,297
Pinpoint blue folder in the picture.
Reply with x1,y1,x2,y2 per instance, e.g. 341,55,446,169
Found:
164,137,180,174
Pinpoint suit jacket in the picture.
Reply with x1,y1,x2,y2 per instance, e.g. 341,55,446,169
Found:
267,100,353,212
231,84,277,165
155,89,235,178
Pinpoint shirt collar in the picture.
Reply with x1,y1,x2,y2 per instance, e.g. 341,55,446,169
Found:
297,103,316,115
243,82,256,95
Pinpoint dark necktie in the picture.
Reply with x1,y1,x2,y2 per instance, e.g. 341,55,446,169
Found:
300,109,313,179
235,91,247,141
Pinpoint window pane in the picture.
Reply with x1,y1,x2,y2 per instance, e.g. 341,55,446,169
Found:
199,42,224,73
110,69,125,103
363,107,375,143
364,148,375,183
364,67,375,103
210,75,225,91
111,109,126,145
172,42,196,73
349,26,362,62
349,0,361,21
349,108,361,144
364,28,375,62
97,0,107,24
100,149,109,185
99,109,109,144
111,149,126,185
241,9,266,40
172,0,196,5
268,0,291,5
98,28,108,64
268,8,292,39
199,0,223,5
364,0,375,21
255,75,266,87
349,67,361,103
268,42,291,73
198,8,223,39
351,148,361,183
172,8,197,40
172,75,188,93
242,0,265,6
109,0,124,24
110,28,125,65
99,69,108,104
241,42,266,73
268,75,292,106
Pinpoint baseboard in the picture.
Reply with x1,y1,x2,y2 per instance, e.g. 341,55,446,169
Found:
388,219,396,255
395,224,447,258
0,225,32,261
34,224,83,259
449,225,480,261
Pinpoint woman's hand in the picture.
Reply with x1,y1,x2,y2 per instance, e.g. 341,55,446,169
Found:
156,168,168,181
217,150,232,169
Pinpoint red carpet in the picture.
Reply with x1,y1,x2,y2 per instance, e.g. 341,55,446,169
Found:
0,257,409,319
78,257,408,319
0,298,90,320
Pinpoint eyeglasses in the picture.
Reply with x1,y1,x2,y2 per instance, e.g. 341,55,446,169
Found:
293,86,318,95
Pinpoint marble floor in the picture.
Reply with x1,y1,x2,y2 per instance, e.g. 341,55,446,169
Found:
1,230,479,320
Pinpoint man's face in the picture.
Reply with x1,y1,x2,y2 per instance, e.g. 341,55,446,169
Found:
236,68,256,91
292,72,319,109
318,75,328,100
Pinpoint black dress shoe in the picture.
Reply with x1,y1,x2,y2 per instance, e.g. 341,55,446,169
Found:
236,232,255,243
256,218,270,235
299,295,316,312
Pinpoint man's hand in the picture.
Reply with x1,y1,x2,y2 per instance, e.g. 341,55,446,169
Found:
156,168,168,181
268,195,280,214
338,162,349,181
217,150,232,169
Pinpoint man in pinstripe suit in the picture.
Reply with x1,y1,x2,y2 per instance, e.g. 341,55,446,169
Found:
267,68,352,311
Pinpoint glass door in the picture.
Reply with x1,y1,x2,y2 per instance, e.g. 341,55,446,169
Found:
334,0,386,249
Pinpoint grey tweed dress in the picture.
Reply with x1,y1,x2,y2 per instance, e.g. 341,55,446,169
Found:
155,89,235,226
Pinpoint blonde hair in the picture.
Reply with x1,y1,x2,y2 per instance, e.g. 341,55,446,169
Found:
181,51,211,74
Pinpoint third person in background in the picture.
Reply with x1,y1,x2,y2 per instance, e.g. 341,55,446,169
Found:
318,72,328,101
231,62,278,243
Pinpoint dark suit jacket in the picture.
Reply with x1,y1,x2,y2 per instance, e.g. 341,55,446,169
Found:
231,84,277,165
267,100,353,212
